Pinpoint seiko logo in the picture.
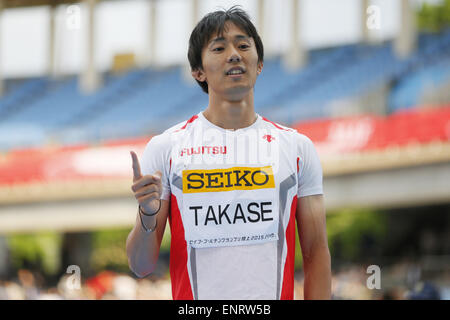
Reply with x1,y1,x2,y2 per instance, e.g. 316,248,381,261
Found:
182,166,275,193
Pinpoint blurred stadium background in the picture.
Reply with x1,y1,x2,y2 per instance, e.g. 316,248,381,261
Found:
0,0,449,300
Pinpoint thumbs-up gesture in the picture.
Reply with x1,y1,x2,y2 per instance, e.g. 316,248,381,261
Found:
130,151,163,215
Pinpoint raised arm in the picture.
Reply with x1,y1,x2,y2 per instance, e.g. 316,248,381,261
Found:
126,151,170,278
296,194,331,299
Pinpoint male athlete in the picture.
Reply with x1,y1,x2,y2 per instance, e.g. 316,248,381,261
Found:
126,7,331,300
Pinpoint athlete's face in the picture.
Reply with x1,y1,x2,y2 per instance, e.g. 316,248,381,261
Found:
193,22,263,101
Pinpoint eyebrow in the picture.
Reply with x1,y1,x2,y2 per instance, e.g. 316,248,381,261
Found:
208,34,250,46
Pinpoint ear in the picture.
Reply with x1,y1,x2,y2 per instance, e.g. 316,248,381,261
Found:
191,68,207,82
256,61,263,76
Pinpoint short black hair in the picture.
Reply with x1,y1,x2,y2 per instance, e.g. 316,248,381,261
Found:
187,6,264,94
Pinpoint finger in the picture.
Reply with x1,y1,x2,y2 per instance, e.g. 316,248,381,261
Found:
131,175,161,192
130,151,142,182
153,170,162,181
134,184,159,198
137,192,160,204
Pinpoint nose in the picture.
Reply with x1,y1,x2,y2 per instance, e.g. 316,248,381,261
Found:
227,46,241,63
228,54,241,63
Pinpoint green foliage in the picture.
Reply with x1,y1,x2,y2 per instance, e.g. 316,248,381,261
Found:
326,208,387,262
90,228,131,273
417,0,450,32
294,208,387,270
160,226,171,253
89,226,171,274
7,232,62,275
294,227,303,269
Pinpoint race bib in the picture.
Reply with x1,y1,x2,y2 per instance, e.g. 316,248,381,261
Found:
181,166,279,248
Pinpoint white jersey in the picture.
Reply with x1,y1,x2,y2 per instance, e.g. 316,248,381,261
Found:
141,111,323,300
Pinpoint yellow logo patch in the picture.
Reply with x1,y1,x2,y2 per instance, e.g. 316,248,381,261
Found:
182,166,275,193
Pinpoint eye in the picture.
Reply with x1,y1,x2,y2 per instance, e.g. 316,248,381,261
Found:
239,44,250,49
212,47,224,52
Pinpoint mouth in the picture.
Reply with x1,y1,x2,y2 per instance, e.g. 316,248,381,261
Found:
225,66,246,76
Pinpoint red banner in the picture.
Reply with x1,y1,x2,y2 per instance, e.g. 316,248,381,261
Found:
293,106,450,156
0,106,449,186
0,140,147,185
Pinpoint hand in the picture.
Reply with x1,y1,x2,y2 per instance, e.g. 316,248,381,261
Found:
130,151,162,215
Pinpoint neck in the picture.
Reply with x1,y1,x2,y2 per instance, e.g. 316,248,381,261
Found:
203,89,257,130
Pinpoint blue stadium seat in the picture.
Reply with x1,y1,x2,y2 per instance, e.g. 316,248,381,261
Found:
1,29,449,150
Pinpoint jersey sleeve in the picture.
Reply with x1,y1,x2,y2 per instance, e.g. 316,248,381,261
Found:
296,133,324,198
140,133,171,201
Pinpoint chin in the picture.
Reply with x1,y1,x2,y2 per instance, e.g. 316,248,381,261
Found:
224,85,252,101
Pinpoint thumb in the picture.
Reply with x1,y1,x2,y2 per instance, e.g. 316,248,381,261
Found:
130,151,142,181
